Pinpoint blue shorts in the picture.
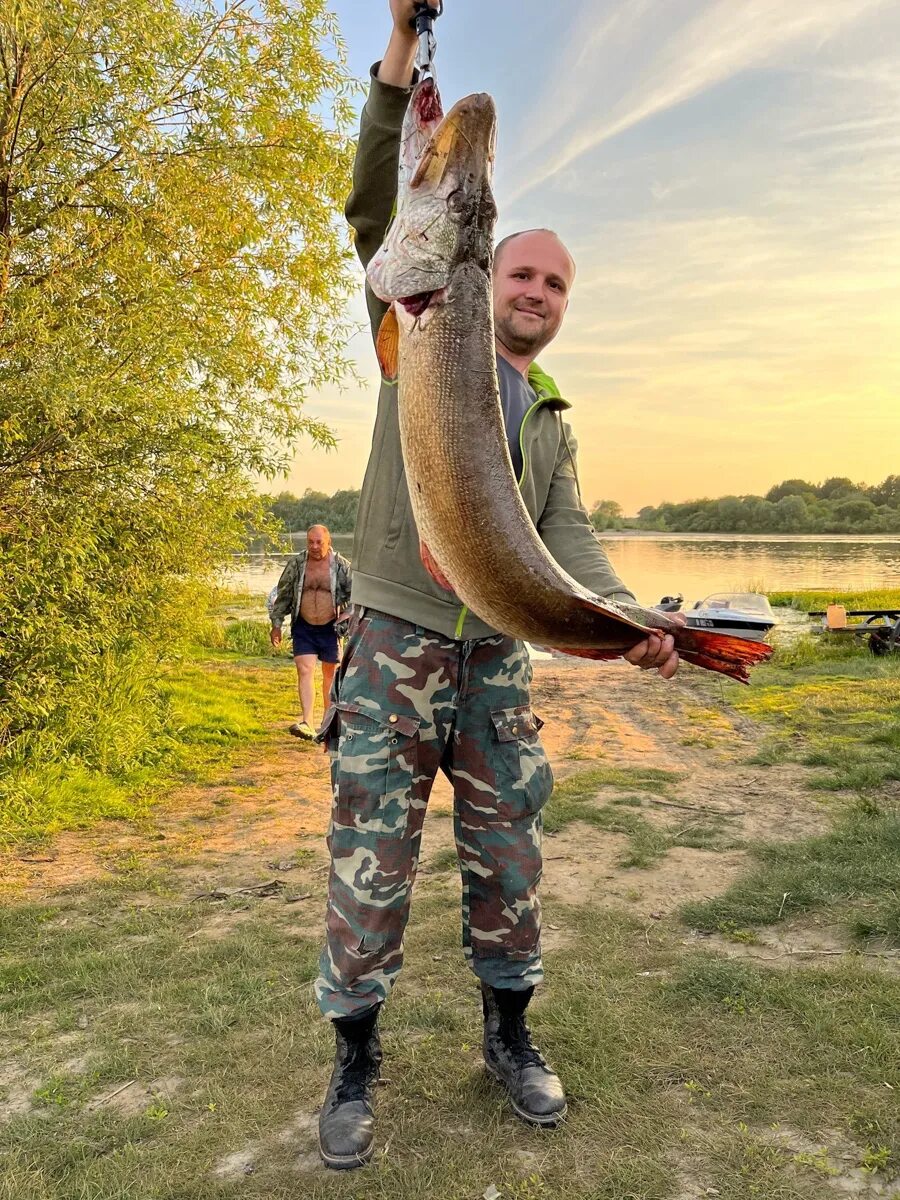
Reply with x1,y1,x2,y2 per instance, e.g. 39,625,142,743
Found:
291,617,339,663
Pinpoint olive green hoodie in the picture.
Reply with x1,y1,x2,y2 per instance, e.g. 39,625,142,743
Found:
347,68,635,640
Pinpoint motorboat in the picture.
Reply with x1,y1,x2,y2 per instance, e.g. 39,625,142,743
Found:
684,592,776,642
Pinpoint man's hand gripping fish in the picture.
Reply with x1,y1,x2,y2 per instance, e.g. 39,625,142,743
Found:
367,78,772,684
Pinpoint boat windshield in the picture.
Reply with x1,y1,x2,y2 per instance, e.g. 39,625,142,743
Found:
700,593,774,616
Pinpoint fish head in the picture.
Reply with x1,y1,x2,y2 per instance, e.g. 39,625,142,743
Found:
368,86,497,311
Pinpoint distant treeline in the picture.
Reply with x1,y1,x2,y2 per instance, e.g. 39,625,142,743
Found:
254,476,900,548
590,475,900,535
249,489,361,549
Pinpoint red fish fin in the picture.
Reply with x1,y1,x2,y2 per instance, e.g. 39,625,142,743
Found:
576,597,774,684
675,629,773,684
420,539,454,591
557,630,773,685
376,305,399,380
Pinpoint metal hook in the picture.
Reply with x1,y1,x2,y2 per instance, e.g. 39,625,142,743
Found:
410,1,442,80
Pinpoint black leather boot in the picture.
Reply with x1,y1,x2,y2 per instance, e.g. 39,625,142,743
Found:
317,1005,382,1170
481,983,567,1126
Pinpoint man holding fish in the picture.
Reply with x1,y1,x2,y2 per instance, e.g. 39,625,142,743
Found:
313,0,691,1171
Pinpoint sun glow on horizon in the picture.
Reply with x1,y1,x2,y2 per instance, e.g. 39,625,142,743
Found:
269,0,900,516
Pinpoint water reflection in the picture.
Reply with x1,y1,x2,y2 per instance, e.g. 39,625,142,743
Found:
598,535,900,607
225,534,900,610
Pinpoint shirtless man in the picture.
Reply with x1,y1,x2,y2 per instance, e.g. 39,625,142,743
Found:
270,525,352,739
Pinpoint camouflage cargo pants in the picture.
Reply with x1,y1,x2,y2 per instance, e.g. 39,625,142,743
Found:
314,608,553,1020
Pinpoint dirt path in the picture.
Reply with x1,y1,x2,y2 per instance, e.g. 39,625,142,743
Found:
3,659,827,922
533,659,826,915
5,662,897,1200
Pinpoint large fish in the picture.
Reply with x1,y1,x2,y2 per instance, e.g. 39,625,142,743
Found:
367,80,772,683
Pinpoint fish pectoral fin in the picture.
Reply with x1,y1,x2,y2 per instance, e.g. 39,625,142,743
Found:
420,539,454,591
376,305,399,380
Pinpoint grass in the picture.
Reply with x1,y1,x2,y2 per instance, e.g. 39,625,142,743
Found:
708,632,900,795
0,878,897,1200
543,767,677,856
429,765,736,874
681,808,900,944
428,845,460,873
543,767,740,867
0,657,298,847
2,603,900,1196
0,603,302,847
5,586,900,1194
681,629,900,947
767,587,900,612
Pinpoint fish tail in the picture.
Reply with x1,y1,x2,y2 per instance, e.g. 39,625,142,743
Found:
674,629,773,684
558,629,773,684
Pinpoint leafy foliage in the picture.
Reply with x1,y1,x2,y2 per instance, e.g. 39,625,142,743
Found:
264,486,361,536
633,474,900,533
0,0,356,784
588,498,624,532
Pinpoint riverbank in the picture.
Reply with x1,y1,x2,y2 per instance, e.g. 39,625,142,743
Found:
1,608,898,1198
228,539,900,609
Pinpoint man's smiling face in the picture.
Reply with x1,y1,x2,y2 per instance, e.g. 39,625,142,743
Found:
492,230,575,360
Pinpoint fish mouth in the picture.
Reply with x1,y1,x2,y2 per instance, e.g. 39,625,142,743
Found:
410,91,496,193
367,89,497,307
398,287,447,316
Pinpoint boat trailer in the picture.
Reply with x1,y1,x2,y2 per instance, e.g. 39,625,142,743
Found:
809,606,900,656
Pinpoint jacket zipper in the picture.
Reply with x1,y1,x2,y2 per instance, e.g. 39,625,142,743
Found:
453,395,549,639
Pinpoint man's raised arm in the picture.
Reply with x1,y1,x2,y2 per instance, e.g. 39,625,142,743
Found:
345,3,441,343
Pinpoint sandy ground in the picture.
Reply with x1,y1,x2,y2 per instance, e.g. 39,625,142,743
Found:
3,657,828,926
5,658,899,1199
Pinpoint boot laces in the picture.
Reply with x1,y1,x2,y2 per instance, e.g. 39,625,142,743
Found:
334,1037,377,1105
501,1015,545,1070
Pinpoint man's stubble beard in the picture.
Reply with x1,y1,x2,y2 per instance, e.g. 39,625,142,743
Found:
494,312,546,359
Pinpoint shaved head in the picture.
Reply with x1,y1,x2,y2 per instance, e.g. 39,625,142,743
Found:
493,228,575,279
491,229,576,367
306,525,331,560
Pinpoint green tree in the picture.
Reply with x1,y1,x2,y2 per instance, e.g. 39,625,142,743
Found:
328,487,361,532
765,479,817,503
269,491,308,534
818,476,858,500
262,487,361,540
773,494,813,532
0,0,356,776
869,475,900,508
831,497,879,529
589,499,624,532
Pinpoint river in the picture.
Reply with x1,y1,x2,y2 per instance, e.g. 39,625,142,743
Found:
225,534,900,610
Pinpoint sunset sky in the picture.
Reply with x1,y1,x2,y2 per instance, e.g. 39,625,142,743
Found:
272,0,900,515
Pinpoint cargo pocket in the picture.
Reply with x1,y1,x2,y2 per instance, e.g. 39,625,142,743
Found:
330,702,420,836
489,706,553,822
317,704,340,758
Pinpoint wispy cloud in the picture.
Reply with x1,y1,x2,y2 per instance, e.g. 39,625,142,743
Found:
506,0,889,204
281,0,900,510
